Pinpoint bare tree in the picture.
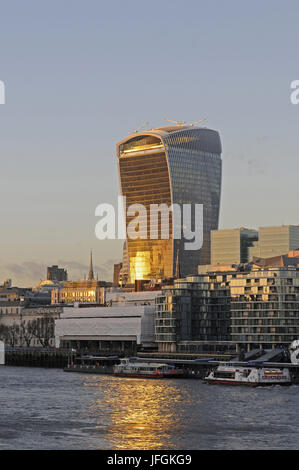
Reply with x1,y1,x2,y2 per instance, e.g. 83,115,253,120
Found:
31,316,54,347
0,323,21,347
20,320,35,347
0,324,9,344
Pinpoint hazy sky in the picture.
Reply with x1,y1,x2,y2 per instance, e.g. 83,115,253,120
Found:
0,0,298,286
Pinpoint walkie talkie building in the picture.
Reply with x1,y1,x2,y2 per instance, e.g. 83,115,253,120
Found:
116,125,222,283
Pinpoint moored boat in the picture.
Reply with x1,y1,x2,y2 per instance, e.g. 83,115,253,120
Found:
113,358,186,378
204,363,291,386
64,355,120,374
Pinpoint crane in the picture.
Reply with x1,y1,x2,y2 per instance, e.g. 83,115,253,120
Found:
165,119,186,126
165,118,206,127
131,122,149,134
189,118,206,126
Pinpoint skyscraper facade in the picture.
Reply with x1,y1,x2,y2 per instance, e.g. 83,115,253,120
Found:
117,125,222,283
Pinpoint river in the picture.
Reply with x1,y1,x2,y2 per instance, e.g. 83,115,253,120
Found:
0,366,298,449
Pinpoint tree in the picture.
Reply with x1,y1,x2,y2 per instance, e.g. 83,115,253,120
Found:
0,324,9,344
20,320,35,347
31,316,54,347
0,323,20,347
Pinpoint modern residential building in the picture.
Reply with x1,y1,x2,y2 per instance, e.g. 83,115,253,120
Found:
155,274,231,352
249,225,299,260
117,124,222,282
211,227,258,266
156,250,299,353
47,265,68,282
230,266,299,350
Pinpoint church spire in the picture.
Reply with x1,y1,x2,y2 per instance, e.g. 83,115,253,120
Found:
88,251,94,280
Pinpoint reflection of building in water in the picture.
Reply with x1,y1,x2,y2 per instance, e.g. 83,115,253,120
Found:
117,125,222,282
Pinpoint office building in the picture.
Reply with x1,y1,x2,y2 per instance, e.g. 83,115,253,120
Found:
249,225,299,260
47,265,68,282
117,124,222,282
211,228,258,266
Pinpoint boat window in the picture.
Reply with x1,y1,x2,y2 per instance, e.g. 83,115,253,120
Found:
214,371,235,379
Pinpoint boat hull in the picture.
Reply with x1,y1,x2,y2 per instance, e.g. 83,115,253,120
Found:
205,378,291,386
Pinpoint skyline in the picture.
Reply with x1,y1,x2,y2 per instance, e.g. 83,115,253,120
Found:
0,0,299,286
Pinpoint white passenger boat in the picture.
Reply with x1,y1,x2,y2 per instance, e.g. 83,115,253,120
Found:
204,363,291,386
113,358,186,378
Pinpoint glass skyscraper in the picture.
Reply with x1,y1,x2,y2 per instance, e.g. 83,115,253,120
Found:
117,125,222,283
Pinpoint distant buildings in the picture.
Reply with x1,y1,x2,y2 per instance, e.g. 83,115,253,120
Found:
0,285,51,306
51,280,106,305
113,262,122,285
249,225,299,259
51,252,109,305
117,124,222,282
47,265,67,282
199,225,299,275
211,227,258,266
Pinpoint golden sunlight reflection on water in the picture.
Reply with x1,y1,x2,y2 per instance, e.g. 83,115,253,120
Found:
84,376,194,450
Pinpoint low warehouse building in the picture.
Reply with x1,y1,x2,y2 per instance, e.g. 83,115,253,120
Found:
55,304,156,354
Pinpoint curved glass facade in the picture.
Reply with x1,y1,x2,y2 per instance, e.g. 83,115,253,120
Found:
117,126,222,282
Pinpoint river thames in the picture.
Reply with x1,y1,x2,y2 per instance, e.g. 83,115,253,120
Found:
1,366,299,450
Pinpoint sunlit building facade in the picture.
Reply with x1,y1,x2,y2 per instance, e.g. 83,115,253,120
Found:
117,126,222,282
249,225,299,260
211,227,258,266
230,267,299,350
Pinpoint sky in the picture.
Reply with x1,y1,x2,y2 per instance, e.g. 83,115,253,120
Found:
0,0,298,286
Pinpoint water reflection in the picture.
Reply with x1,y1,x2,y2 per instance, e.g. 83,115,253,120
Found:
84,376,191,450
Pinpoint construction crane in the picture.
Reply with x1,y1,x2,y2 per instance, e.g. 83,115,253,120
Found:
165,118,206,127
131,122,149,134
165,119,186,126
189,118,206,127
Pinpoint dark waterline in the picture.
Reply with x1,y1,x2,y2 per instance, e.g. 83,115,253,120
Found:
0,366,298,450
